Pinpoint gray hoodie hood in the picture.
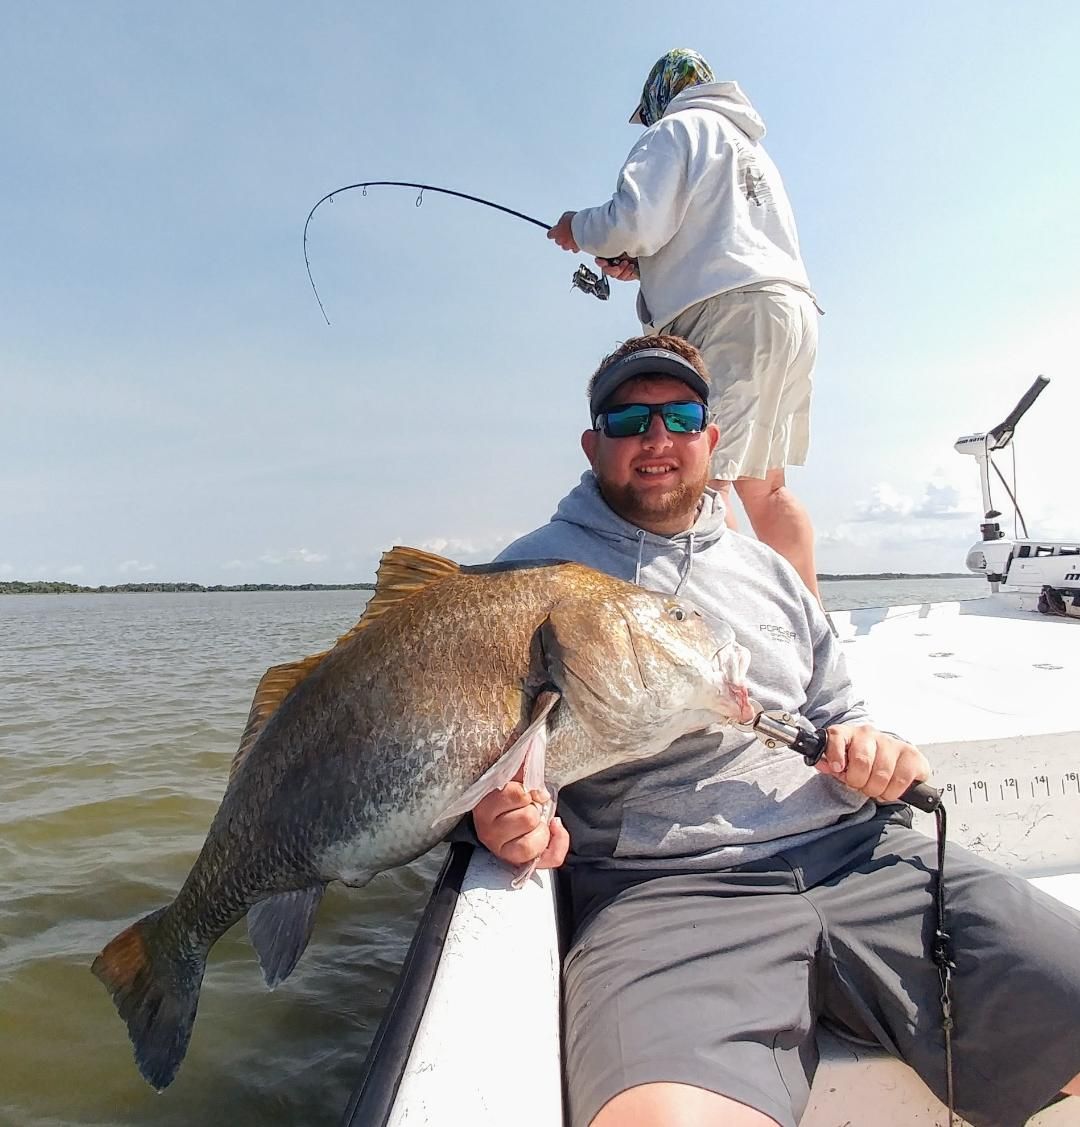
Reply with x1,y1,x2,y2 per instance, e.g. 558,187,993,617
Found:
665,80,766,142
548,472,727,589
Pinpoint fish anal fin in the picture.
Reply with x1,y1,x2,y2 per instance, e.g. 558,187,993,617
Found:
229,651,331,783
432,690,560,827
247,885,327,989
335,546,461,645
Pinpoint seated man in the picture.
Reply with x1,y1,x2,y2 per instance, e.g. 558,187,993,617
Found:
472,334,1080,1127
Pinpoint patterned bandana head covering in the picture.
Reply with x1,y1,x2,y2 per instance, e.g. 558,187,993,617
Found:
632,48,716,127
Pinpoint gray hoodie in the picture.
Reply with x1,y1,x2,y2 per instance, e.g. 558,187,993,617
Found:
570,80,812,332
496,474,875,870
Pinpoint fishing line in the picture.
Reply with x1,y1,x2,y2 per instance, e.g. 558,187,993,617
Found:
303,180,613,324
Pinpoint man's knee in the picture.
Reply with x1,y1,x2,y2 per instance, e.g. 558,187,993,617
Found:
590,1082,781,1127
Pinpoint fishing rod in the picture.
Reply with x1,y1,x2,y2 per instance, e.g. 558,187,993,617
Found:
302,180,612,324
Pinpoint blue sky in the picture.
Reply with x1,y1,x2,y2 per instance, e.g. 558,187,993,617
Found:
2,2,1078,584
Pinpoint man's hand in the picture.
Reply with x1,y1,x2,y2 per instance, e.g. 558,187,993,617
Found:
815,724,931,804
595,255,639,282
547,210,579,252
472,781,570,870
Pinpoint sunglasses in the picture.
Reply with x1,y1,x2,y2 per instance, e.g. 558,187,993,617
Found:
594,400,707,438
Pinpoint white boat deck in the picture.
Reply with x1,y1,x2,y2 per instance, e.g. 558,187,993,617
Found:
832,595,1079,890
386,595,1080,1126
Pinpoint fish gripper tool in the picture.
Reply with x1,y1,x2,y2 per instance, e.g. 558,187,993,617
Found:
738,701,943,814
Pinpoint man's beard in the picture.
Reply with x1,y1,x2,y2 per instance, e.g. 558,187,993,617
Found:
596,465,709,532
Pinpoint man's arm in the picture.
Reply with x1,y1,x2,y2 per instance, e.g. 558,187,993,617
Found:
554,122,695,261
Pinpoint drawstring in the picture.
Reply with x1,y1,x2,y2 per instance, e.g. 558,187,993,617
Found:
632,528,697,592
674,532,696,594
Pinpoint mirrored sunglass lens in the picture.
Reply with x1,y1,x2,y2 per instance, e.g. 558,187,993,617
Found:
604,405,651,436
662,404,706,432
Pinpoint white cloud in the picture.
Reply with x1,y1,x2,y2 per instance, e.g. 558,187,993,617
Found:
819,475,985,573
913,480,973,519
117,559,155,573
803,465,1073,575
415,533,517,562
852,483,915,521
58,564,85,576
221,559,246,570
0,562,12,575
258,548,328,565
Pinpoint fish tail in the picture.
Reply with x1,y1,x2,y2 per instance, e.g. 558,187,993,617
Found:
91,905,206,1090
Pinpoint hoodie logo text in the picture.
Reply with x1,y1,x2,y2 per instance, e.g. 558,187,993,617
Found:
758,623,797,642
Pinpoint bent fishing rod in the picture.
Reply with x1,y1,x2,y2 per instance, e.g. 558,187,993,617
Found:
302,180,615,324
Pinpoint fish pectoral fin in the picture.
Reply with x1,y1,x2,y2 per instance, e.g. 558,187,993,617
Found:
247,884,327,989
510,783,560,891
432,691,561,827
229,652,331,783
521,688,558,794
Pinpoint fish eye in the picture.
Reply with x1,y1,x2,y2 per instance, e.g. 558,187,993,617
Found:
669,606,687,622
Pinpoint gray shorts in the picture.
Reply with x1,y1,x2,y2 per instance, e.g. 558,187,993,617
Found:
560,808,1080,1127
664,286,818,481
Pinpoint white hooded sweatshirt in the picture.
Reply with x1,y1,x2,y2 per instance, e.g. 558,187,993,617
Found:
571,81,813,332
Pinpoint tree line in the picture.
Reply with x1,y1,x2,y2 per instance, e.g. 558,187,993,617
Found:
0,581,376,595
1,574,970,595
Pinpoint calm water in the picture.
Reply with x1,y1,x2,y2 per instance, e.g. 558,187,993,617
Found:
0,578,986,1126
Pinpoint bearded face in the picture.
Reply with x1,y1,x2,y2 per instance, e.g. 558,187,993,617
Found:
581,376,718,537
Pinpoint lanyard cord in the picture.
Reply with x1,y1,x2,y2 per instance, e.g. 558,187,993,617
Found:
931,802,956,1124
302,181,553,325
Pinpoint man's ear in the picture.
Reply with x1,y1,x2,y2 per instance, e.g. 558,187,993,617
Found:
705,422,720,455
581,428,598,466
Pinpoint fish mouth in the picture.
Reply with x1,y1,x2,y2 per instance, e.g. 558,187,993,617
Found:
715,641,754,725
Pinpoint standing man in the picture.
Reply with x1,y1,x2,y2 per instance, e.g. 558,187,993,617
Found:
548,47,822,598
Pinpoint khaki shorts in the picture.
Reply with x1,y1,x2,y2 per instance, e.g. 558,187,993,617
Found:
560,807,1080,1127
665,286,818,481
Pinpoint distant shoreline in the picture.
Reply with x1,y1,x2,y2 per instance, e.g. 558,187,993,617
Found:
820,572,973,581
2,573,974,594
0,582,377,595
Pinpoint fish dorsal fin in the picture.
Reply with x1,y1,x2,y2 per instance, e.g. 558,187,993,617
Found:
334,546,460,644
228,650,330,782
228,547,461,782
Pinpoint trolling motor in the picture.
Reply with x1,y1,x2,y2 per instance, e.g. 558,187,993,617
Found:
954,376,1049,557
954,376,1080,614
302,179,617,324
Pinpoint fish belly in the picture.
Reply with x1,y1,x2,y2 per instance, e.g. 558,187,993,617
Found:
317,789,463,888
